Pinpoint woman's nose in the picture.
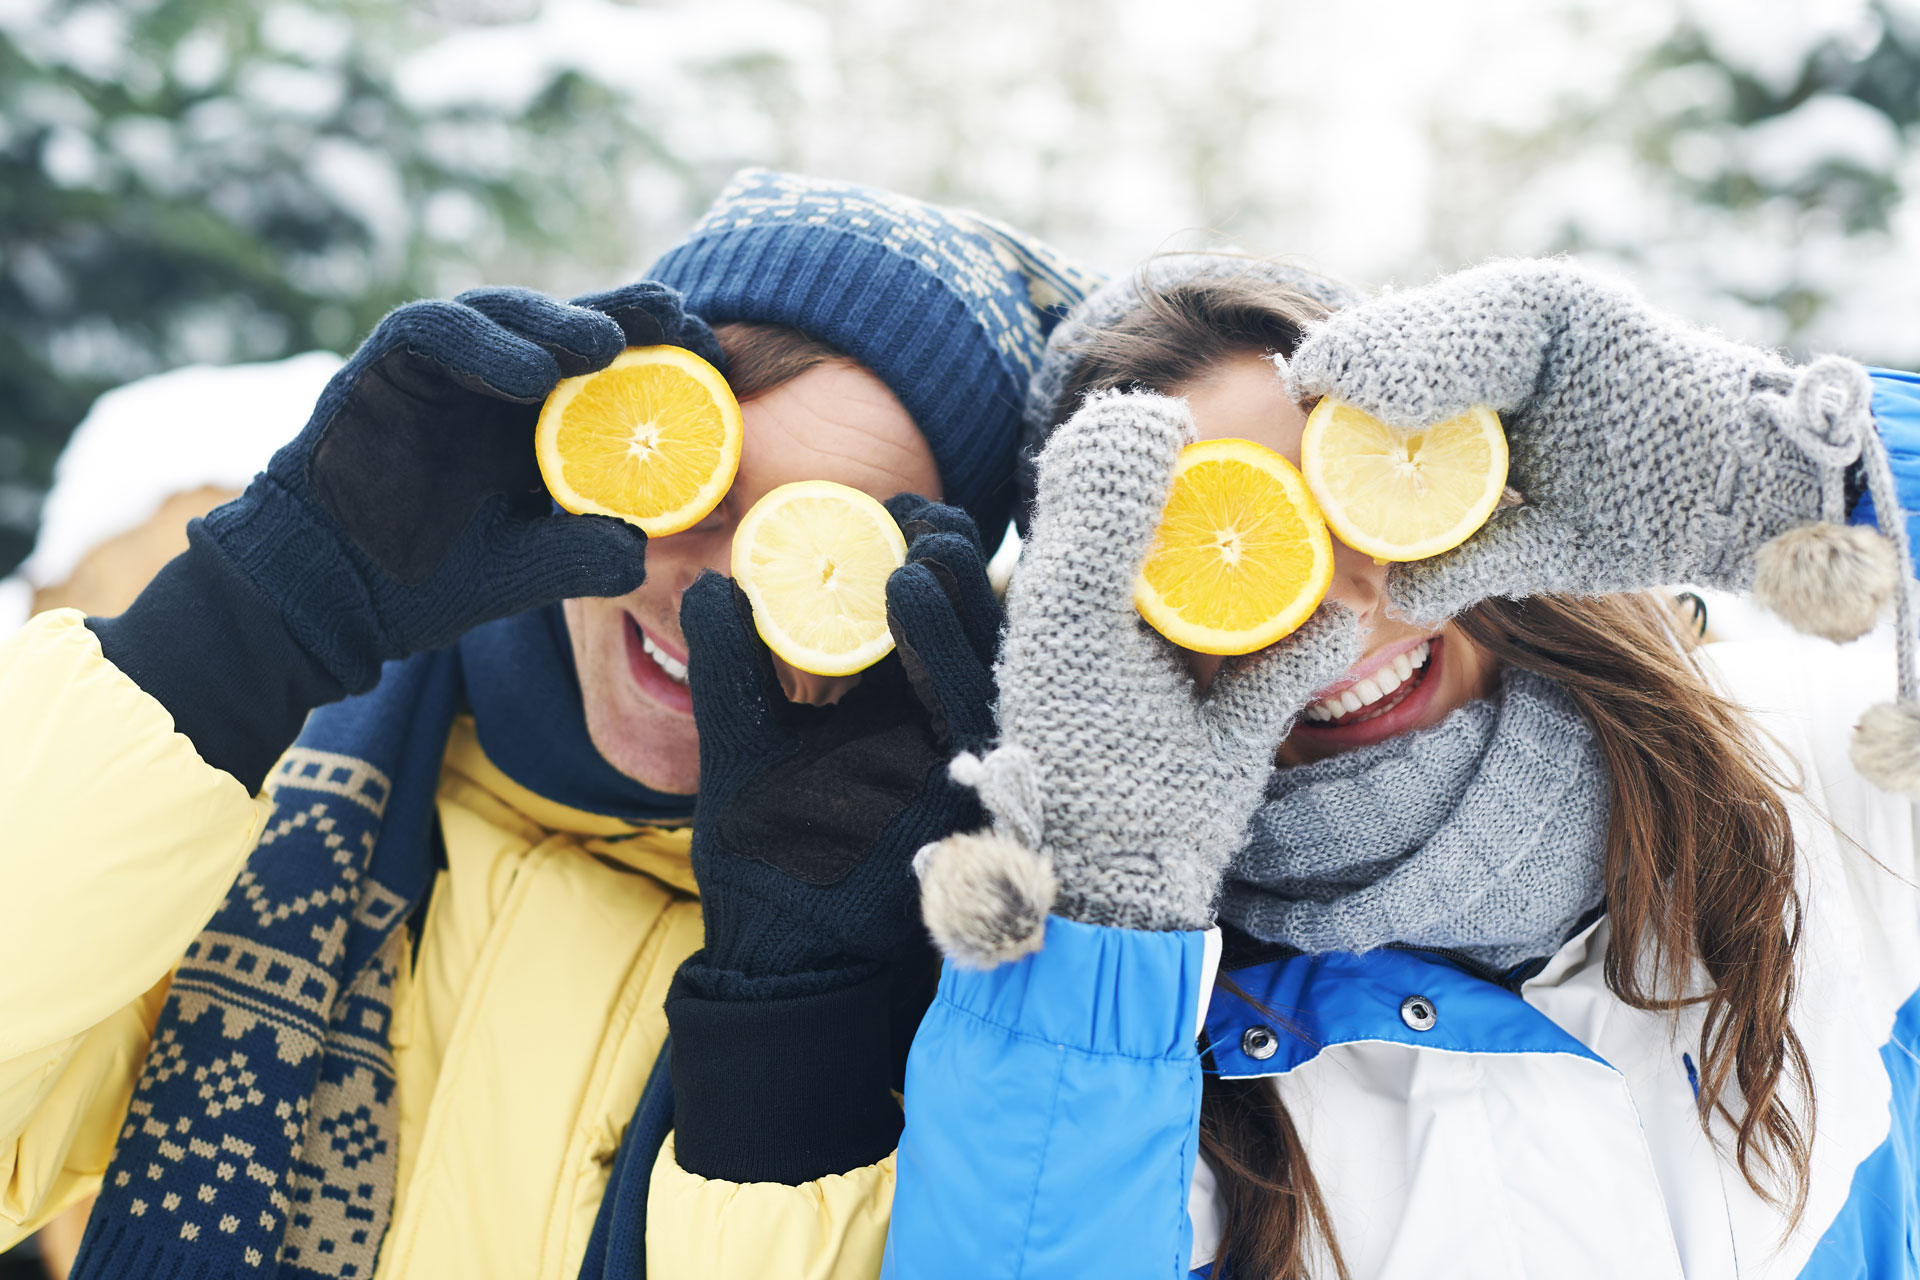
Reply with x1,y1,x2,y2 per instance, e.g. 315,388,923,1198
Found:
1324,536,1388,630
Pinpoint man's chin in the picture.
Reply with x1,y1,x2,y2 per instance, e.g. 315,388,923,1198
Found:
582,702,701,794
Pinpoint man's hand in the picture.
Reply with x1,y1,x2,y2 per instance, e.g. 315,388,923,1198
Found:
202,283,717,692
666,496,1002,1185
678,496,998,988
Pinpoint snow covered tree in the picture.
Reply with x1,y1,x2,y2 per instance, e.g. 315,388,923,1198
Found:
0,0,813,575
1484,0,1920,367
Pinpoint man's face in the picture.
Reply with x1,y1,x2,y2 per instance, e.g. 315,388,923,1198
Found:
564,359,943,792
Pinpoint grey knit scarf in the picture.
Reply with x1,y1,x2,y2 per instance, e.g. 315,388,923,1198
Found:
1220,668,1609,970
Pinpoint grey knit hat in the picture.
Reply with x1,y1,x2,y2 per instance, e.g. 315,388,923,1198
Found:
1015,253,1360,534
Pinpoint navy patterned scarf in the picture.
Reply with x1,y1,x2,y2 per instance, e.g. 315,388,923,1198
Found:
71,605,687,1279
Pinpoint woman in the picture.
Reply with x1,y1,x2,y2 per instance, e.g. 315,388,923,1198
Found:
886,254,1920,1278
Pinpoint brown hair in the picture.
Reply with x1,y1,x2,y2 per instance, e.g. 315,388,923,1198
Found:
713,321,850,402
1056,264,1813,1277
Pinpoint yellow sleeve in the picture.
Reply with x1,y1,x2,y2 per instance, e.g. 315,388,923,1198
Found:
645,1134,894,1280
0,610,268,1243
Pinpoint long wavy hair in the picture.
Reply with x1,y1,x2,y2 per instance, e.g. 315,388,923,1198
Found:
1051,262,1813,1278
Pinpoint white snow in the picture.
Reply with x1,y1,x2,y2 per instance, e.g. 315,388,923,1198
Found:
308,138,411,255
394,0,827,116
169,26,229,92
40,126,102,188
237,61,347,120
1740,94,1903,188
260,5,354,65
0,575,31,638
17,352,341,593
1683,0,1880,95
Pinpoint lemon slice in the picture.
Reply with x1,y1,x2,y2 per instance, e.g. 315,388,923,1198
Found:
536,345,743,536
1134,438,1335,655
732,480,908,676
1300,398,1509,562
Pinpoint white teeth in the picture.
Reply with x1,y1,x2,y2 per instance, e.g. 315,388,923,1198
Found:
641,630,689,685
1302,638,1436,725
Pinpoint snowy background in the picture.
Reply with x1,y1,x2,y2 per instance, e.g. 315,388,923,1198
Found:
5,0,1920,586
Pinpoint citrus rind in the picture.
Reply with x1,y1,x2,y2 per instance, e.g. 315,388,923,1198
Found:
536,344,744,537
1133,438,1336,656
732,480,908,677
1300,398,1509,562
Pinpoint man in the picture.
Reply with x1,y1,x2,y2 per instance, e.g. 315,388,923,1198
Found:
0,170,1094,1279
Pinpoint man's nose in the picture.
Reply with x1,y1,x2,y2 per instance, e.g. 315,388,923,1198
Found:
649,521,734,579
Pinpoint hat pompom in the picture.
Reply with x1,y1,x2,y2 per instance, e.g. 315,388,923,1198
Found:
914,830,1056,970
1851,701,1920,797
1753,522,1902,643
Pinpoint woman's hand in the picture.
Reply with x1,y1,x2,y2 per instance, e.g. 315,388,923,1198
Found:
918,391,1359,964
1288,258,1893,630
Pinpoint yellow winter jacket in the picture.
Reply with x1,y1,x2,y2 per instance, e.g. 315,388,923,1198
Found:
0,610,896,1278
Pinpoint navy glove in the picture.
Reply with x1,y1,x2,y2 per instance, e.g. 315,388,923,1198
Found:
679,496,999,990
199,283,718,693
89,282,717,792
666,496,1002,1184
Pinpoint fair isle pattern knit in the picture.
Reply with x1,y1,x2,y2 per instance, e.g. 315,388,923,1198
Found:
73,657,455,1280
1222,668,1610,970
649,169,1102,539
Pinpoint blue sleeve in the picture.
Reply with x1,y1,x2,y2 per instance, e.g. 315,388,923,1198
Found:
881,916,1212,1280
1851,369,1920,567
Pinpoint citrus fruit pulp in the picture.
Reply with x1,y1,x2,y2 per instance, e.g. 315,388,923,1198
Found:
1133,438,1336,656
1299,398,1508,562
732,480,908,677
536,345,743,536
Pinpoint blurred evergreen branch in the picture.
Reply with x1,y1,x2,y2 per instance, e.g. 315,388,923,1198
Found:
0,0,807,576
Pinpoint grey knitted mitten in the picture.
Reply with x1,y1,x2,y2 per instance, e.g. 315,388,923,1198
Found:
1288,258,1906,640
915,391,1360,967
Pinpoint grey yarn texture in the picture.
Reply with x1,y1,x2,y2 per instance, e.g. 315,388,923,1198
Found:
1017,252,1361,533
1222,667,1609,969
973,389,1362,933
1287,258,1880,625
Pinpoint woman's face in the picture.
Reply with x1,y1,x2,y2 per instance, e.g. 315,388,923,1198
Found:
1173,352,1498,766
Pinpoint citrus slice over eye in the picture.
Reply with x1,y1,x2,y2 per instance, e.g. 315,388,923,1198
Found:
732,480,909,677
1133,438,1336,656
1299,398,1509,562
536,345,743,536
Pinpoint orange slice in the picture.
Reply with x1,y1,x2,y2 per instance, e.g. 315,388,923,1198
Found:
536,345,743,536
1300,398,1508,562
1134,438,1335,655
732,480,908,676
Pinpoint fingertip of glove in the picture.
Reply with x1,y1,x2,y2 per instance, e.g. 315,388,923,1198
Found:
915,830,1056,970
679,569,738,630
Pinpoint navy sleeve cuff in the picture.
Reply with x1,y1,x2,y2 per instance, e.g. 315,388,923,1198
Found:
666,965,902,1185
86,519,348,793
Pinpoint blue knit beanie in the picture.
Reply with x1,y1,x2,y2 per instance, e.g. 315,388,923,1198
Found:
647,169,1102,539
